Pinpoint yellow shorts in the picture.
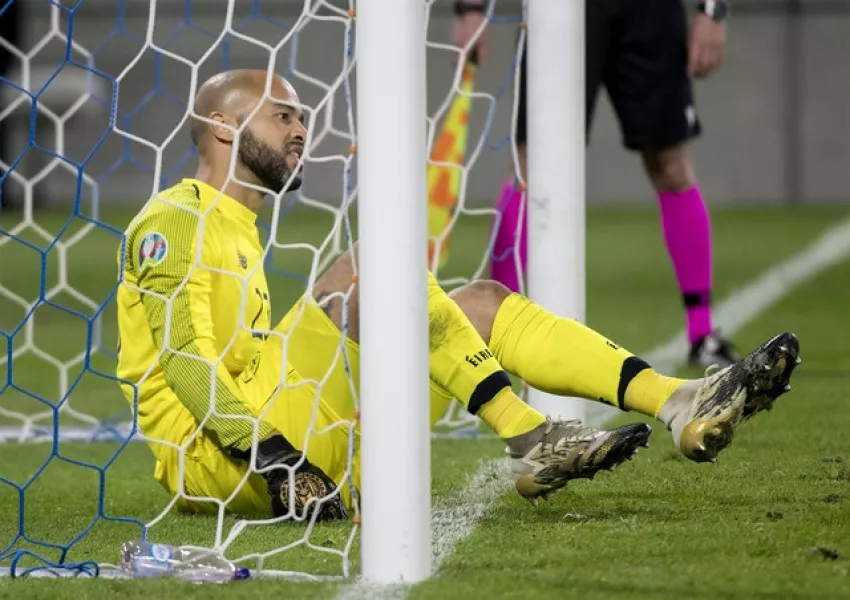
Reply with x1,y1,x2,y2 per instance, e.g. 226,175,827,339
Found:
153,296,455,516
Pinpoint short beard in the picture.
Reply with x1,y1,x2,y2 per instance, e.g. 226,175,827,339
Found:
237,127,303,195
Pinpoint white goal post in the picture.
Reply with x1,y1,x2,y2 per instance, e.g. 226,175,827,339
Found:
354,0,585,583
355,0,432,585
525,0,587,423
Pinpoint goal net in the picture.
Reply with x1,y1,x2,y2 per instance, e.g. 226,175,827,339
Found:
0,0,546,581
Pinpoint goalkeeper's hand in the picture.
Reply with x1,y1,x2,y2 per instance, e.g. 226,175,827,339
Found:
232,434,347,521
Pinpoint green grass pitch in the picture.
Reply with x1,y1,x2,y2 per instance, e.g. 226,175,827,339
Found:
1,201,850,599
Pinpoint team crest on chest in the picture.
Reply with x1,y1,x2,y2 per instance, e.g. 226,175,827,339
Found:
138,232,168,270
237,251,248,269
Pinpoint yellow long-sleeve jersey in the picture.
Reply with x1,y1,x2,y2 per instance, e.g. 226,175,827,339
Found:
116,179,275,455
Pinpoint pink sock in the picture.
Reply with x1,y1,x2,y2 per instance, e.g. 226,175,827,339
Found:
489,179,527,293
657,184,714,344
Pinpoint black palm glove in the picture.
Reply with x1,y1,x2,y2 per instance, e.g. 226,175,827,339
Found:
232,434,347,521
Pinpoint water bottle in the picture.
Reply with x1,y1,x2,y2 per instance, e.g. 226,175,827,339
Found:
120,540,250,584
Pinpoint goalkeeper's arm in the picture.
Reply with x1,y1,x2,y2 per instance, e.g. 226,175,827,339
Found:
130,209,274,454
129,206,346,520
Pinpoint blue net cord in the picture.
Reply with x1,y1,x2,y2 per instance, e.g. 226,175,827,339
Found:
0,0,296,577
8,551,100,579
0,0,521,578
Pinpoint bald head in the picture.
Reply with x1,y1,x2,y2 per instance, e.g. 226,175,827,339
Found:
189,69,307,195
190,69,300,148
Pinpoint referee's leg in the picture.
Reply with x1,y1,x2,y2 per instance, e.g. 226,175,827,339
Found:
606,0,735,367
489,4,611,291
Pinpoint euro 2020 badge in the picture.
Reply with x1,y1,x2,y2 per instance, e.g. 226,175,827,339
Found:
138,232,168,270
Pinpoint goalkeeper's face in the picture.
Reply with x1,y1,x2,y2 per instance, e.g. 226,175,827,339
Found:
238,96,306,195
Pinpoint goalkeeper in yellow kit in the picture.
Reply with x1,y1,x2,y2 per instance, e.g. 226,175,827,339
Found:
116,69,801,521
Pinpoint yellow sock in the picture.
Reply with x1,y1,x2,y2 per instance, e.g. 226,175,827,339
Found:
426,272,544,438
623,370,686,418
489,292,683,417
477,387,546,438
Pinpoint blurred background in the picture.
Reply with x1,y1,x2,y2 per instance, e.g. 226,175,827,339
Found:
1,0,849,212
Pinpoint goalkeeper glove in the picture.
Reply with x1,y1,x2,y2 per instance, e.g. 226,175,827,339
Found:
232,434,347,521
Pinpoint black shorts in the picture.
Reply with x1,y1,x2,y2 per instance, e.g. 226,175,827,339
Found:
515,0,701,151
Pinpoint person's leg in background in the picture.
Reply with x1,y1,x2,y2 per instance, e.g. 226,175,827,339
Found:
605,0,736,368
0,0,21,213
489,1,613,293
488,33,528,294
643,142,734,367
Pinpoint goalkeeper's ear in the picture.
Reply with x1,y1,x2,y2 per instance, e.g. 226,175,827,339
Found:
189,112,235,148
208,113,237,144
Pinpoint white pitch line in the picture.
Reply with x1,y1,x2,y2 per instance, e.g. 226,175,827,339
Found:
586,212,850,426
337,212,850,599
334,458,512,600
429,457,513,570
334,581,408,600
645,212,850,373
